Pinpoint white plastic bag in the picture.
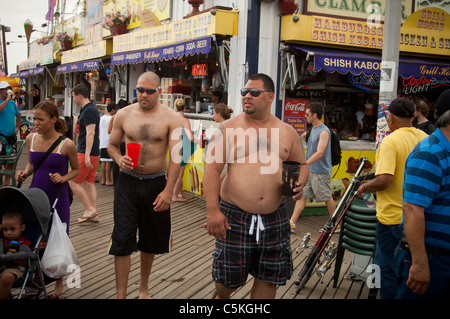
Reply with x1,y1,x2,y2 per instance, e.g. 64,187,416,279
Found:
41,211,79,278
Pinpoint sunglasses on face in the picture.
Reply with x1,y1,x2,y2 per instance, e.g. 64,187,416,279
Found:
136,87,160,95
240,88,272,97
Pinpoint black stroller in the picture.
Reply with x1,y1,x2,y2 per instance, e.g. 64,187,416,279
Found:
0,186,54,299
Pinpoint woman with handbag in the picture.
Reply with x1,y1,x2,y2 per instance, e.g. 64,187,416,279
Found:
15,100,80,299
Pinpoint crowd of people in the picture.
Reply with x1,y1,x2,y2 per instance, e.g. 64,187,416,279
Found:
0,73,448,300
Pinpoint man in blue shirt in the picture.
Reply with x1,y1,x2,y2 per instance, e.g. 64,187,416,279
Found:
396,89,450,298
290,102,336,230
0,81,20,186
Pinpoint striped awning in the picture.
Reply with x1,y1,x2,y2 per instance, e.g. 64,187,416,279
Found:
56,59,100,74
111,37,211,66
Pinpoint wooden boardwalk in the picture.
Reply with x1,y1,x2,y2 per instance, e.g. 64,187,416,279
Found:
9,148,376,300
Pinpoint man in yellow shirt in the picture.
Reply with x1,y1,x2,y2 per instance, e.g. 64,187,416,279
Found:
356,98,428,299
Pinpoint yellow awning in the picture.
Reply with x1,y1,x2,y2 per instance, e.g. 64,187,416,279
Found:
113,9,239,54
61,40,113,65
280,14,384,51
281,8,450,58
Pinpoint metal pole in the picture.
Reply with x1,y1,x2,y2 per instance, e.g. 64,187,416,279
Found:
376,0,402,145
1,25,8,75
246,0,261,78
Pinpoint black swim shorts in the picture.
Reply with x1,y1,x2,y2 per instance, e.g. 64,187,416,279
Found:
212,199,293,289
108,170,172,256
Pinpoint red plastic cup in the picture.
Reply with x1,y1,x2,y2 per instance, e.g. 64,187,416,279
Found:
126,143,141,167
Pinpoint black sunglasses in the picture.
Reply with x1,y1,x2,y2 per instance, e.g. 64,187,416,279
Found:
136,87,160,95
240,88,272,97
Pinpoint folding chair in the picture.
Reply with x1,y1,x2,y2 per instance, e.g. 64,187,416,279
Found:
0,140,25,187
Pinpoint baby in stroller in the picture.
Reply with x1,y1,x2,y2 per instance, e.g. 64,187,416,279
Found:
0,210,32,298
0,187,52,299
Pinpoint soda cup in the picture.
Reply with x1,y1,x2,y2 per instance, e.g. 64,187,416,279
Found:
126,143,141,167
282,161,301,196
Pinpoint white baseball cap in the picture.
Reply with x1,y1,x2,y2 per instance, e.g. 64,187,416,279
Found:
0,81,12,90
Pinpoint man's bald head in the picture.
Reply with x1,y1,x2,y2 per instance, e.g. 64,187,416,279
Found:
138,71,161,87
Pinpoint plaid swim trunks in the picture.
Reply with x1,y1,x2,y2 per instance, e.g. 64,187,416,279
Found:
212,199,293,289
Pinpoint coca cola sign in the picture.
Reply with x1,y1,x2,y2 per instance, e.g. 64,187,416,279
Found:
283,98,309,136
284,98,308,117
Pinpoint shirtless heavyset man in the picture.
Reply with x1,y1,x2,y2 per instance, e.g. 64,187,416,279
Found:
204,73,309,299
107,71,182,299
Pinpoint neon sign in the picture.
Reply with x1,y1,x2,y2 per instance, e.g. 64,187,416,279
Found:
402,76,431,94
402,75,450,94
401,75,450,94
348,73,380,92
192,64,208,78
403,76,431,87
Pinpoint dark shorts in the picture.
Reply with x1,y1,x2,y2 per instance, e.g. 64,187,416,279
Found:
100,148,112,161
108,170,172,256
212,199,292,289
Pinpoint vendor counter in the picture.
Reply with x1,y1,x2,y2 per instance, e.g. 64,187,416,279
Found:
179,113,216,197
324,140,376,208
180,114,376,208
330,139,376,180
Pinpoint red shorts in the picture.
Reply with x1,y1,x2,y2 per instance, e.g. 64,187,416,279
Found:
72,153,100,184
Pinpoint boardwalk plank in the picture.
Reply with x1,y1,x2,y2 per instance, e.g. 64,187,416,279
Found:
8,149,376,300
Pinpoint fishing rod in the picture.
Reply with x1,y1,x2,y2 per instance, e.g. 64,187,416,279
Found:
294,157,374,295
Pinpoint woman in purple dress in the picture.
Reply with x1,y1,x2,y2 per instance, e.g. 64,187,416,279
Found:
16,100,79,299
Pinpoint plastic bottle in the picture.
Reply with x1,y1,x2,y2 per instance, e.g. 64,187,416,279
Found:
5,241,20,253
